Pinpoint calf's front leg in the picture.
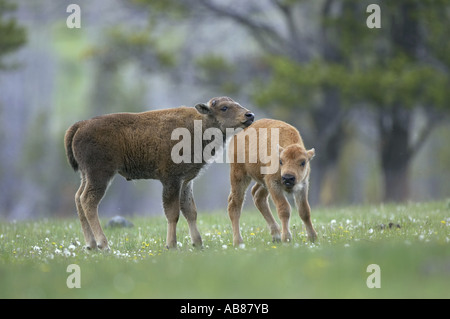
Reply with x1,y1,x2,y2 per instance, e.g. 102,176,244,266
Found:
294,188,317,242
162,181,181,249
251,183,281,242
227,173,251,246
268,186,292,242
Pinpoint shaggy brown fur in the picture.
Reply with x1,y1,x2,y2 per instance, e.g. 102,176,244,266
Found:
227,119,317,246
64,97,254,250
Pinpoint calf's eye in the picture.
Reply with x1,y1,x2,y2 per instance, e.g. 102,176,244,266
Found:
221,106,228,111
300,161,306,167
279,160,283,165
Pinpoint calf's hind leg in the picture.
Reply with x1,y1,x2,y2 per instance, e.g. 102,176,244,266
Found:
180,180,203,248
75,172,96,249
79,173,111,250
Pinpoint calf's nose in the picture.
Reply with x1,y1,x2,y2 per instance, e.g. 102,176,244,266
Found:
282,174,296,186
245,112,255,121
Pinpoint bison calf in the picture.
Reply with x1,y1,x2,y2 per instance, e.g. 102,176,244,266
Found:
228,119,317,246
64,97,254,250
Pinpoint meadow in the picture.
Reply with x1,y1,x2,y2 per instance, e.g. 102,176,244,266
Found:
0,200,449,299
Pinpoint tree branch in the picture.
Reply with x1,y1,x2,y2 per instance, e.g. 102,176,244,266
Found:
197,0,282,40
196,0,308,60
270,0,311,61
408,111,442,159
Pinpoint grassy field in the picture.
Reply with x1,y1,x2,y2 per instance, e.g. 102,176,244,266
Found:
0,200,449,299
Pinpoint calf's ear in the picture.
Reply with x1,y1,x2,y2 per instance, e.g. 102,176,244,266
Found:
307,148,315,161
195,103,211,115
277,144,285,155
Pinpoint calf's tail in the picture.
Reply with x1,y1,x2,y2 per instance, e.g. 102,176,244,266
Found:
64,122,81,172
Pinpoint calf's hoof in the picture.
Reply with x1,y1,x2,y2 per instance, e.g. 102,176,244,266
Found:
98,244,110,252
308,231,318,243
165,242,178,250
192,242,203,250
233,236,244,247
272,234,281,243
282,231,292,243
191,235,203,249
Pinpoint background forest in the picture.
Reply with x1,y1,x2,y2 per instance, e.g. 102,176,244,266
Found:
0,0,449,220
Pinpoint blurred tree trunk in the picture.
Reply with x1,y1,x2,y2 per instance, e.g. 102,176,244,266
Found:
0,0,27,216
309,88,345,204
378,2,417,202
378,106,411,202
307,1,346,205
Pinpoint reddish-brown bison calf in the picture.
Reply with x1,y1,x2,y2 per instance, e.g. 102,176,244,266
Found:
228,119,317,246
64,97,254,250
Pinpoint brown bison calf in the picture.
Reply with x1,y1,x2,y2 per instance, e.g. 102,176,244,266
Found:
64,97,254,250
228,119,317,246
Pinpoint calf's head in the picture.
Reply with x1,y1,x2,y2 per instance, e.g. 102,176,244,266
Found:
278,144,315,191
195,97,254,132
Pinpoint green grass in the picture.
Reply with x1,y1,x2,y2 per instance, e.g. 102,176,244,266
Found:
0,201,449,298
